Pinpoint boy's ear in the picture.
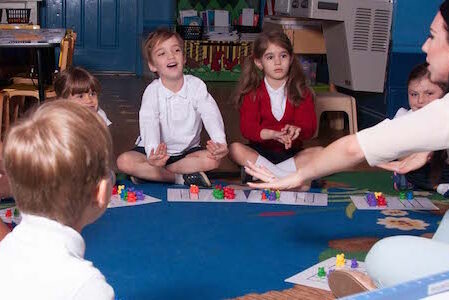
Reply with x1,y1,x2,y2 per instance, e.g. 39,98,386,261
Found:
148,62,158,73
254,58,263,71
94,178,111,210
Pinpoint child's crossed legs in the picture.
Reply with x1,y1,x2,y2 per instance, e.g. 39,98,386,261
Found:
117,146,220,183
229,142,323,187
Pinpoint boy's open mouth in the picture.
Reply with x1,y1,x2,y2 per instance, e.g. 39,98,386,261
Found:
167,62,177,68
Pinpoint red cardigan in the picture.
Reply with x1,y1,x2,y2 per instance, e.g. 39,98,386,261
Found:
240,81,317,153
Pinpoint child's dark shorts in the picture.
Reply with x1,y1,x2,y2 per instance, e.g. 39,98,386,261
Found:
248,143,301,165
132,146,204,166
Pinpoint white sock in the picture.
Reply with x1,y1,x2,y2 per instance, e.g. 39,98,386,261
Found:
275,157,297,174
174,173,184,184
255,155,291,178
437,183,449,196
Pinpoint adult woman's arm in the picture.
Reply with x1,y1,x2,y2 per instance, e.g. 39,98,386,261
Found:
246,134,365,190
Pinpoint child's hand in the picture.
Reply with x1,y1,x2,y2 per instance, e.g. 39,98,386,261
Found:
282,124,301,141
147,143,170,167
206,140,228,160
275,134,292,150
270,130,292,149
261,129,292,149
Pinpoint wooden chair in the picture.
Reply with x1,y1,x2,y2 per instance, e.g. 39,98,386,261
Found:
12,31,77,84
0,92,7,140
0,32,76,132
313,91,358,138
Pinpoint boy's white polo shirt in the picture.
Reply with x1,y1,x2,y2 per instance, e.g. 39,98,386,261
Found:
0,213,114,300
137,75,226,156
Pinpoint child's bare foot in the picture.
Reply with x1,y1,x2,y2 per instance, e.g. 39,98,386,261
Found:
328,269,376,298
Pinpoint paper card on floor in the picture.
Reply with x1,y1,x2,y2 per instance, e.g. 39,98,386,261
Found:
167,188,247,202
350,196,439,210
285,257,366,291
247,190,328,206
0,206,21,225
108,194,161,208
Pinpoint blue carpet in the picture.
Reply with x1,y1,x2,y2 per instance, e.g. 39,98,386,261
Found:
82,174,443,300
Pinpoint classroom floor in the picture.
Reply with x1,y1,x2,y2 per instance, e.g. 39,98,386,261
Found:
97,74,373,176
82,171,443,300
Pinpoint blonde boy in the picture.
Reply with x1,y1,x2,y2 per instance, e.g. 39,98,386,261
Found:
0,101,115,299
117,28,228,187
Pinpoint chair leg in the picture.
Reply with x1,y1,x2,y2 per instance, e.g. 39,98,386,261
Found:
347,109,354,134
314,111,323,138
0,94,4,140
3,95,10,135
13,96,25,123
351,97,358,133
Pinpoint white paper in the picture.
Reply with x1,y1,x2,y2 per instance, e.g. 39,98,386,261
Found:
0,206,21,225
247,190,328,206
108,193,161,208
167,188,247,203
285,257,367,291
350,196,439,210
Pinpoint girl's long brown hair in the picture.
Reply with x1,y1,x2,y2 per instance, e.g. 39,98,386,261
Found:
233,30,309,107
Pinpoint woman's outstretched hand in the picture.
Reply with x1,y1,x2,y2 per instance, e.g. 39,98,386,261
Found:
245,161,303,190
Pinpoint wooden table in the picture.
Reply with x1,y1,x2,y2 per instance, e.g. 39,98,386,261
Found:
0,28,65,101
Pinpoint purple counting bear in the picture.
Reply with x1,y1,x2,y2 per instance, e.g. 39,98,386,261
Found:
136,190,145,201
366,193,377,207
268,191,277,201
350,258,358,268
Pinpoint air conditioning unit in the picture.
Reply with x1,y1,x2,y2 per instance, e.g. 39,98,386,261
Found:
275,0,393,93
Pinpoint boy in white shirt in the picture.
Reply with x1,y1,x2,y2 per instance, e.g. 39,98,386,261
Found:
0,101,115,299
117,28,228,187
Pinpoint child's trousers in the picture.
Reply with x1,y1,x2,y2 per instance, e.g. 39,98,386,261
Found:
365,209,449,287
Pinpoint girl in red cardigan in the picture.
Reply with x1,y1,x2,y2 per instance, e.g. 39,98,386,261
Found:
229,31,322,186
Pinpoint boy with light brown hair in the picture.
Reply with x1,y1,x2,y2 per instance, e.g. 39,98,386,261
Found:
0,100,115,299
117,28,228,187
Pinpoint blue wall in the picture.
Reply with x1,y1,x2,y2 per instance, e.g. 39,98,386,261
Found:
143,0,176,30
391,0,440,53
